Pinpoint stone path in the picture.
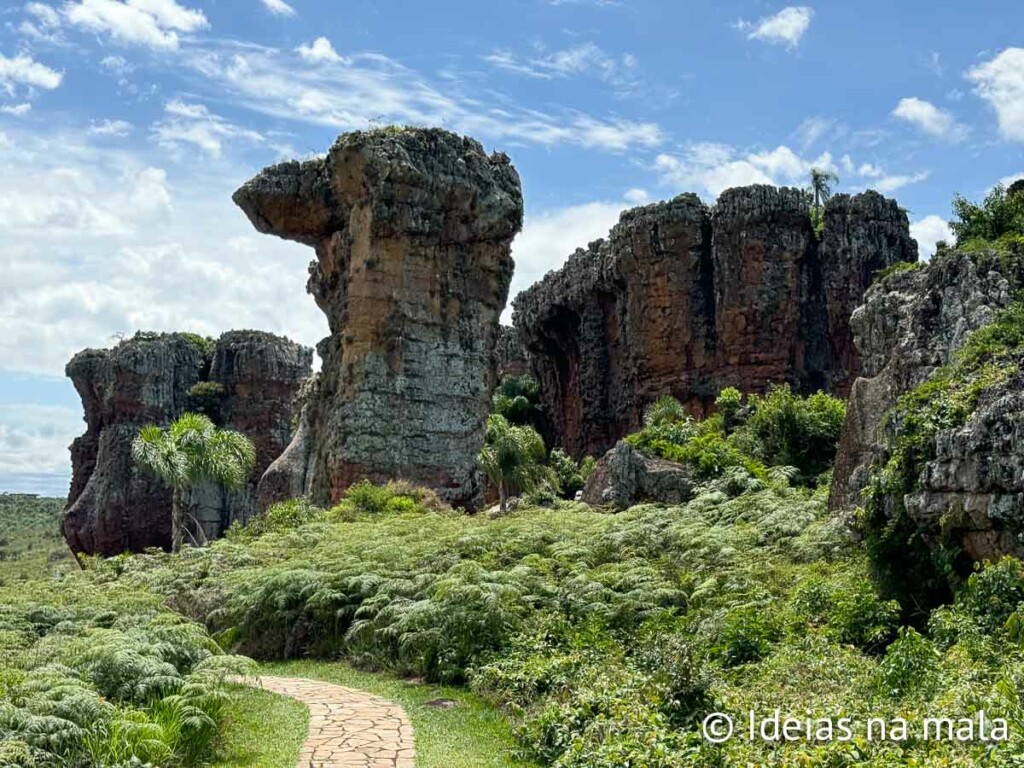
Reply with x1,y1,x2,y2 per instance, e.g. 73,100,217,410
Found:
240,675,416,768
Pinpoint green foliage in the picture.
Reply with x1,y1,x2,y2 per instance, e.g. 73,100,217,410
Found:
716,605,782,666
873,259,924,282
186,381,225,421
742,384,847,484
0,578,252,767
491,375,544,428
478,415,551,512
860,303,1024,612
548,449,595,499
132,413,256,551
950,182,1024,250
876,627,940,699
957,557,1024,633
628,386,845,488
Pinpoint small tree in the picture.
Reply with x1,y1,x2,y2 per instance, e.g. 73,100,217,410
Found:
132,412,256,552
478,414,548,514
715,387,743,435
807,168,839,236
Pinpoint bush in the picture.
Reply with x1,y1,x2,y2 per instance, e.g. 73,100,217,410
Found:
549,449,596,499
491,375,544,428
876,627,939,699
716,605,783,666
957,557,1024,633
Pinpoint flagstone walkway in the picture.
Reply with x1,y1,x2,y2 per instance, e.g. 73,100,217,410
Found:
241,675,416,768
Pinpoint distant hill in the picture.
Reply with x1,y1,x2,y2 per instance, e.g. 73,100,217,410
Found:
0,493,75,582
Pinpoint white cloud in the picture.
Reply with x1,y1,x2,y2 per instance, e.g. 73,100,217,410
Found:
0,127,326,383
0,52,63,90
0,103,32,116
1000,171,1024,188
153,99,264,157
795,116,834,149
25,2,61,28
623,188,649,204
88,118,132,136
63,0,208,51
506,200,627,323
892,97,969,141
261,0,296,16
968,47,1024,142
854,162,928,193
186,42,662,153
0,404,81,494
910,215,952,258
654,142,832,198
737,6,813,49
483,42,639,90
297,36,345,64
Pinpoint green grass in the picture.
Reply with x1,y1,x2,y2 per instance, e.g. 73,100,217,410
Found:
209,685,308,768
257,660,535,768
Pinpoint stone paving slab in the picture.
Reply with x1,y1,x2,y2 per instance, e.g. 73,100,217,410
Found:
238,675,416,768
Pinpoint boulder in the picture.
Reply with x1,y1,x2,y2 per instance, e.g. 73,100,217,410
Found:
581,441,695,508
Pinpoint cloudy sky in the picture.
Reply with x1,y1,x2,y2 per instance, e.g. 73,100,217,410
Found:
1,0,1022,495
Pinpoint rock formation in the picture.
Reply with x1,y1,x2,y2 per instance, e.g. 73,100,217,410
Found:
580,440,695,508
493,325,531,381
63,331,311,556
513,187,916,458
829,252,1024,542
234,128,523,509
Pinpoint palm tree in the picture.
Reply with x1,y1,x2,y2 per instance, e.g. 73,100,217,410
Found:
478,414,549,514
809,167,839,213
132,412,256,552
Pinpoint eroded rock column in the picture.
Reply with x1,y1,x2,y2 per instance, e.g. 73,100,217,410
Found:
234,129,523,509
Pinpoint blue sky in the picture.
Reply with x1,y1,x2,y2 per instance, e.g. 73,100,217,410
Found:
1,0,1022,495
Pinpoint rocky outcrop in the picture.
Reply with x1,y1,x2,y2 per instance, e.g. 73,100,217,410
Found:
829,252,1022,518
234,128,523,510
513,187,916,458
63,331,311,556
580,440,695,508
493,325,531,381
905,364,1024,561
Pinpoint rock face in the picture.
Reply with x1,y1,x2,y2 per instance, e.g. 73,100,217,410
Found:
906,364,1024,561
63,331,312,556
234,128,523,509
493,325,531,381
829,252,1022,523
513,187,916,458
580,440,695,508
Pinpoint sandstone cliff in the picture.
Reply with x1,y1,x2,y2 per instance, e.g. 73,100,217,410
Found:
829,250,1024,562
234,128,523,509
63,331,311,556
513,187,916,458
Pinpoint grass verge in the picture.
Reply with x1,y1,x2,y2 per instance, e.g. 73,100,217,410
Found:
209,684,309,768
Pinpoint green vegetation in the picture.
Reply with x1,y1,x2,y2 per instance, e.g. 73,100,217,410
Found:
48,473,1021,766
860,303,1024,613
492,375,545,430
0,494,74,583
628,384,845,487
479,414,551,514
185,381,225,421
257,660,531,767
132,413,256,552
0,576,253,766
949,180,1024,254
806,167,839,236
208,685,307,768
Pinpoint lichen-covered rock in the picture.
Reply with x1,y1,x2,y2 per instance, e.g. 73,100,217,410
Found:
234,128,523,509
828,253,1019,516
580,440,695,508
63,331,311,556
514,186,915,458
905,365,1024,561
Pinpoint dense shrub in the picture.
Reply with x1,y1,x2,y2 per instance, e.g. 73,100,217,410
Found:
627,385,845,488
